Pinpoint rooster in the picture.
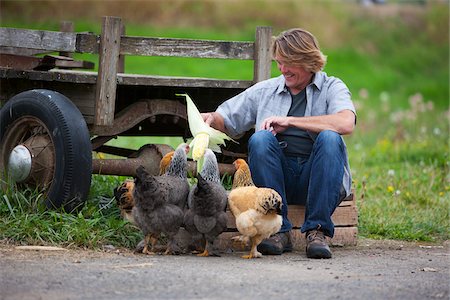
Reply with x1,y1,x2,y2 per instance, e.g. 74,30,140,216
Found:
228,159,282,259
183,149,228,257
131,143,190,255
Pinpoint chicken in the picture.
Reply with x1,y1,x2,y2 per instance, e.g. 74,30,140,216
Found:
183,149,228,257
232,158,254,189
114,179,135,224
159,151,174,175
228,159,283,259
131,143,190,255
163,144,190,210
113,149,177,225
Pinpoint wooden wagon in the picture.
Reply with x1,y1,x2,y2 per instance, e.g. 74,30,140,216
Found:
0,17,357,248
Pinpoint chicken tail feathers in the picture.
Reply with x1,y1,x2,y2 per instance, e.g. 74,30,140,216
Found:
194,215,216,234
135,165,149,183
257,189,283,215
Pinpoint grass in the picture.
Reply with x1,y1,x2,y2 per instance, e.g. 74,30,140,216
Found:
0,2,449,248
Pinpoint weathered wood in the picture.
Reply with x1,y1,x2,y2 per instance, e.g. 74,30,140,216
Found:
0,28,76,52
118,24,126,73
94,16,122,126
225,202,358,229
59,21,74,58
0,68,253,91
288,205,358,228
0,46,50,56
90,99,187,136
76,33,100,54
120,36,254,59
253,26,273,82
217,227,358,252
117,73,253,89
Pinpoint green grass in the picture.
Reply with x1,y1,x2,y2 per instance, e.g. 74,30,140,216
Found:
0,2,448,247
1,176,142,248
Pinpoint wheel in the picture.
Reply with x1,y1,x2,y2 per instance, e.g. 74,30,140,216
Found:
0,89,92,212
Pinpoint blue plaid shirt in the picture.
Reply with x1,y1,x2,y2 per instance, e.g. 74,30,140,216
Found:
216,71,356,196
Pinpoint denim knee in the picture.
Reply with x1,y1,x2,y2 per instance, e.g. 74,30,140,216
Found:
248,130,278,155
315,130,344,153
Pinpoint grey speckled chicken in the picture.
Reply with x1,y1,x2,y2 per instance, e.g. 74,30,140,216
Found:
163,143,190,210
131,143,189,255
184,149,228,257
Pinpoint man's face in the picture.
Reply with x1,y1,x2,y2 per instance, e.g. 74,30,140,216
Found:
275,56,312,94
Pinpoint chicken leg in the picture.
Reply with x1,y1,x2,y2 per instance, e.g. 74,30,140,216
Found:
143,234,158,255
242,235,263,259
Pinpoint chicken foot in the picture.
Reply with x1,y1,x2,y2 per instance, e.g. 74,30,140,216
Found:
242,236,263,259
143,234,158,255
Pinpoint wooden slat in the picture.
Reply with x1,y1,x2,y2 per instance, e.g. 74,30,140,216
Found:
120,36,254,59
117,73,253,89
288,205,358,228
94,16,122,126
217,227,358,251
0,28,76,52
76,33,100,54
226,204,358,229
59,21,74,58
0,68,254,89
0,68,97,84
253,26,273,82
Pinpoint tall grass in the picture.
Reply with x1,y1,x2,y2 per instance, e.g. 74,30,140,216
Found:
0,2,448,247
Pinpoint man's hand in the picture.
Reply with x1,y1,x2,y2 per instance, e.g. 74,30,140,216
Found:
201,112,215,126
201,112,227,134
261,116,290,135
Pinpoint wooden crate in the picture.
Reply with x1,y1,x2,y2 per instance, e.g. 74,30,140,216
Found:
216,192,358,251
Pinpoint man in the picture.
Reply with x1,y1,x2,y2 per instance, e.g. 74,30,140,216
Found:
202,28,356,259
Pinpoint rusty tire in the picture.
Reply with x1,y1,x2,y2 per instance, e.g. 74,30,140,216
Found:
0,89,92,212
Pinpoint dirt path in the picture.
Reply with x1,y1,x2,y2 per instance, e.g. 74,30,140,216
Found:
1,239,448,300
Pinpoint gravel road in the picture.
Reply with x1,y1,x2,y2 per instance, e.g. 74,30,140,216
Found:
1,239,448,300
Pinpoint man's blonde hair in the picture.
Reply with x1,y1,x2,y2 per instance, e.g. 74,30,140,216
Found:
272,28,327,73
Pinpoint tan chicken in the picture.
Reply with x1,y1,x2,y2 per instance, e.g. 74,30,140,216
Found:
113,150,176,225
232,158,254,189
228,159,282,259
114,179,135,224
159,151,174,175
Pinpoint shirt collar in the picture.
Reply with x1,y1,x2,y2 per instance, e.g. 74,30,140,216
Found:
310,72,323,91
275,75,288,94
275,72,323,94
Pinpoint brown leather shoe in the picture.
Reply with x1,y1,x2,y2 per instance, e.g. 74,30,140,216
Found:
306,230,332,259
257,232,293,255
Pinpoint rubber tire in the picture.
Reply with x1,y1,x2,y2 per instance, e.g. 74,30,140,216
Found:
0,89,92,212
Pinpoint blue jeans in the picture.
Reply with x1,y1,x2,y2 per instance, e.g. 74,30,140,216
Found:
248,130,346,237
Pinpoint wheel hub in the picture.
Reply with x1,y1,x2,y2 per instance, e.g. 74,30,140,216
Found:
7,145,32,183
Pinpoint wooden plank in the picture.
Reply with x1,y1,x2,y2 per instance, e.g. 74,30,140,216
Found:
118,24,126,73
226,204,358,229
59,21,74,58
0,68,97,84
94,16,122,126
288,205,358,228
76,33,100,54
217,227,358,252
253,26,273,82
117,73,253,89
120,36,254,59
0,68,253,89
0,28,76,52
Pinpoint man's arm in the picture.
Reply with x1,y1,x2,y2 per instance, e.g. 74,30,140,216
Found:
261,109,356,136
201,112,228,134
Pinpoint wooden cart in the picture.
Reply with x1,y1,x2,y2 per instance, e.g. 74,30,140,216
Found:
0,17,357,247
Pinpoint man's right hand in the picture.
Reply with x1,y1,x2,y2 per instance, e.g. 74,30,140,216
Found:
201,112,227,134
